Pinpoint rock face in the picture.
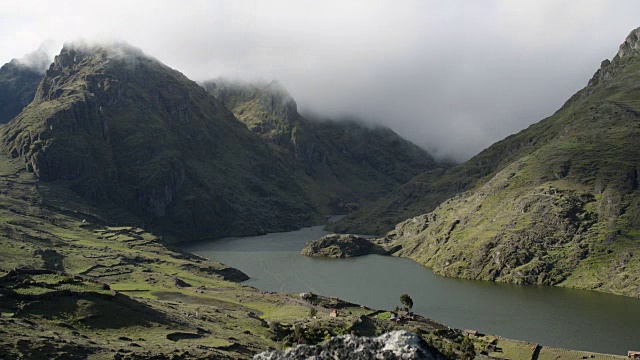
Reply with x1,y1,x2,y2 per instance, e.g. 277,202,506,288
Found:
0,42,322,240
617,27,640,58
202,78,444,214
254,331,435,360
344,27,640,297
0,47,50,124
301,234,388,258
203,79,327,170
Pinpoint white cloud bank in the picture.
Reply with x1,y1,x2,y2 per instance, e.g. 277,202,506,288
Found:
1,0,639,160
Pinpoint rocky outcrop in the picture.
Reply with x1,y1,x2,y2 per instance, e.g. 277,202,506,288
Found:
617,27,640,58
202,79,326,167
301,234,388,258
0,47,49,124
254,331,435,360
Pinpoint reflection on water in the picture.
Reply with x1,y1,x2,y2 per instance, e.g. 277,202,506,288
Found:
182,224,640,355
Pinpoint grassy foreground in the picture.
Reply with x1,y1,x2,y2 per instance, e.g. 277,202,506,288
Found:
0,153,446,359
0,154,626,359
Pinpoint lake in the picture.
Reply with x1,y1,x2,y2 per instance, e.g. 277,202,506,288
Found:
181,223,640,355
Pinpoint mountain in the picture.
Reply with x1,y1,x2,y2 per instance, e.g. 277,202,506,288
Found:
0,42,323,240
0,47,50,124
202,79,442,213
328,114,559,234
360,28,640,297
0,41,438,241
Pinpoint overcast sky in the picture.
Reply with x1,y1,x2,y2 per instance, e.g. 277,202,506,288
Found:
1,1,639,161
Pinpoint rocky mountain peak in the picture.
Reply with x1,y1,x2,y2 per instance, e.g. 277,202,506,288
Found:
263,80,297,114
33,41,173,106
585,27,640,89
617,27,640,58
44,40,150,79
58,40,146,61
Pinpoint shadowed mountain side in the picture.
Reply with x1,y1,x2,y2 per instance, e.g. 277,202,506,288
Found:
0,46,50,124
0,42,323,241
202,79,444,214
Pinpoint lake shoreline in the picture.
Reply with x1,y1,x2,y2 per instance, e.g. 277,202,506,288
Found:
182,223,640,355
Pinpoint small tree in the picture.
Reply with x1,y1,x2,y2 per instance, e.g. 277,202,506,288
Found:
400,293,413,311
460,335,476,360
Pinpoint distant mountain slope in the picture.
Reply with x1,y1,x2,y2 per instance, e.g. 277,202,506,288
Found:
0,42,322,240
0,48,50,124
202,79,443,213
329,110,562,234
329,29,640,237
376,28,640,296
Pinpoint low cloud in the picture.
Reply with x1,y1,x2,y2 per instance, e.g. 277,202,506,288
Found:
13,39,58,73
1,0,639,161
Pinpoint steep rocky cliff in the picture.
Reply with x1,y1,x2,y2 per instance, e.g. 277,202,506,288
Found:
0,47,50,124
0,42,322,240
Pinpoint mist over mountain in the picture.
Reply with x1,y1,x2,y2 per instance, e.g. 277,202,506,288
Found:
0,43,56,124
3,1,640,161
0,40,438,240
201,77,441,213
330,27,640,297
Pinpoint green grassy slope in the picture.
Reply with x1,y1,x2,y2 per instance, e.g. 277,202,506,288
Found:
0,42,323,241
328,114,562,234
0,154,382,358
202,79,443,214
377,28,640,297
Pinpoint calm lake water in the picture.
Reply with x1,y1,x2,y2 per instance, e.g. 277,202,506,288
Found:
182,223,640,355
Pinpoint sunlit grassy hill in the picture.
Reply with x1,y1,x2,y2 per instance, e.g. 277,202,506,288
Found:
364,28,640,296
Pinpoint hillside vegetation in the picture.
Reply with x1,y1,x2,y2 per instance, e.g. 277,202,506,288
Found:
368,28,640,297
